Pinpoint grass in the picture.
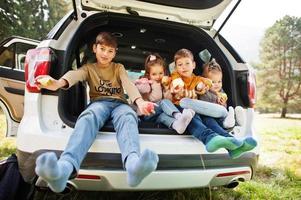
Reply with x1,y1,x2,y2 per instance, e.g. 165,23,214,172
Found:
1,112,300,200
0,111,16,160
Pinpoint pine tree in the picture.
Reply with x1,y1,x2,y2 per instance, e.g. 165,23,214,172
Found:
258,15,301,117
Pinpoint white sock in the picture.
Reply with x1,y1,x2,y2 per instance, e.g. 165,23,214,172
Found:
223,106,235,128
235,106,245,126
243,108,254,137
35,152,73,193
173,112,181,120
172,109,195,134
125,150,159,187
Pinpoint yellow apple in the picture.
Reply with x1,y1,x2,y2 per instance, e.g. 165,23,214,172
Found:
37,77,52,86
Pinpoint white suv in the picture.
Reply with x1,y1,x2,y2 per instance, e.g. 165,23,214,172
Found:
16,0,258,191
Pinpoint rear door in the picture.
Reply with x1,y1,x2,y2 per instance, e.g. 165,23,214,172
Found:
0,37,38,123
81,0,232,28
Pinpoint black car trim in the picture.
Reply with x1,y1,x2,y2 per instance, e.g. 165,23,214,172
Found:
236,70,250,107
17,149,258,182
143,0,223,9
0,99,19,123
4,87,24,96
82,0,223,10
0,68,25,81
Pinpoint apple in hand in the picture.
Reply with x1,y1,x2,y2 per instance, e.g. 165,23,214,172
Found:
37,77,52,86
145,102,155,113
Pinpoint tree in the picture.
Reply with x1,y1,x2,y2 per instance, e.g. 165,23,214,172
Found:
0,0,70,41
258,15,301,118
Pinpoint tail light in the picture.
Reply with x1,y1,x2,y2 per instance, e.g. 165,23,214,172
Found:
24,48,53,93
76,174,101,180
247,68,256,108
216,170,250,177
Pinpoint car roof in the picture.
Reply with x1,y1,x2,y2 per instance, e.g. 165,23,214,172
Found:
0,36,39,47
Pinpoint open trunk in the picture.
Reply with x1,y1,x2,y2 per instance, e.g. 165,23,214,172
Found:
51,12,235,133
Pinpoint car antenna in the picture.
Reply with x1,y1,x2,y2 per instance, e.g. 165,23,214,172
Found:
72,0,78,20
213,0,241,39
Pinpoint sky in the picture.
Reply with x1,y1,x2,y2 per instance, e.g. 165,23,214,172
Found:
214,0,301,63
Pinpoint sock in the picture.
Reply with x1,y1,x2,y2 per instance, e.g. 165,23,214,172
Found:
173,112,181,120
223,106,235,128
229,137,257,159
235,106,245,126
172,109,195,134
206,135,243,152
35,152,73,193
125,149,159,187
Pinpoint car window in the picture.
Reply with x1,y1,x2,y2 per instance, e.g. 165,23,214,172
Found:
0,45,14,68
0,42,36,71
15,42,36,71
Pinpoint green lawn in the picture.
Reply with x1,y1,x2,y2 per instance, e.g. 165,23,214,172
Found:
1,112,300,200
0,112,16,160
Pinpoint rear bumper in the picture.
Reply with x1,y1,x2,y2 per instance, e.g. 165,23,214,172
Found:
71,166,252,191
17,149,258,191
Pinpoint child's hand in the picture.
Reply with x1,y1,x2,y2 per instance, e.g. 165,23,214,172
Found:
135,98,156,115
196,82,209,95
35,75,59,91
217,93,227,106
134,78,152,94
196,82,204,91
170,78,184,94
161,76,171,90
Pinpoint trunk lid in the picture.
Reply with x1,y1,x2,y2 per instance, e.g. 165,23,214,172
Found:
81,0,232,28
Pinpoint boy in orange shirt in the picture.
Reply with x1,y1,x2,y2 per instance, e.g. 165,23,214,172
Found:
171,49,256,158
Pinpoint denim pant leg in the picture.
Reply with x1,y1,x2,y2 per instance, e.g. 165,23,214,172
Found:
187,114,219,145
111,104,141,165
60,101,112,171
157,99,180,128
142,105,163,122
159,99,180,116
201,116,233,138
179,98,228,118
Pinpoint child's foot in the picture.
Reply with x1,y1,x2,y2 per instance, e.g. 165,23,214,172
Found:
172,109,195,134
223,106,235,128
235,106,245,126
35,152,73,193
229,137,257,159
206,135,243,152
125,149,159,187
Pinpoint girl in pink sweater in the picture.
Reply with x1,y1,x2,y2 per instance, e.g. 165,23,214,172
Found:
135,53,195,134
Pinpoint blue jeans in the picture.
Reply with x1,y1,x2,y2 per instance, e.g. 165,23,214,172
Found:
187,113,220,144
142,99,179,128
201,116,233,138
180,98,228,118
60,99,140,171
173,106,220,145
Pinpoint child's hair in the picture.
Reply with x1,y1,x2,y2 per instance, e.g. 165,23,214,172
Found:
144,53,165,78
95,32,117,49
202,58,222,77
174,48,194,64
